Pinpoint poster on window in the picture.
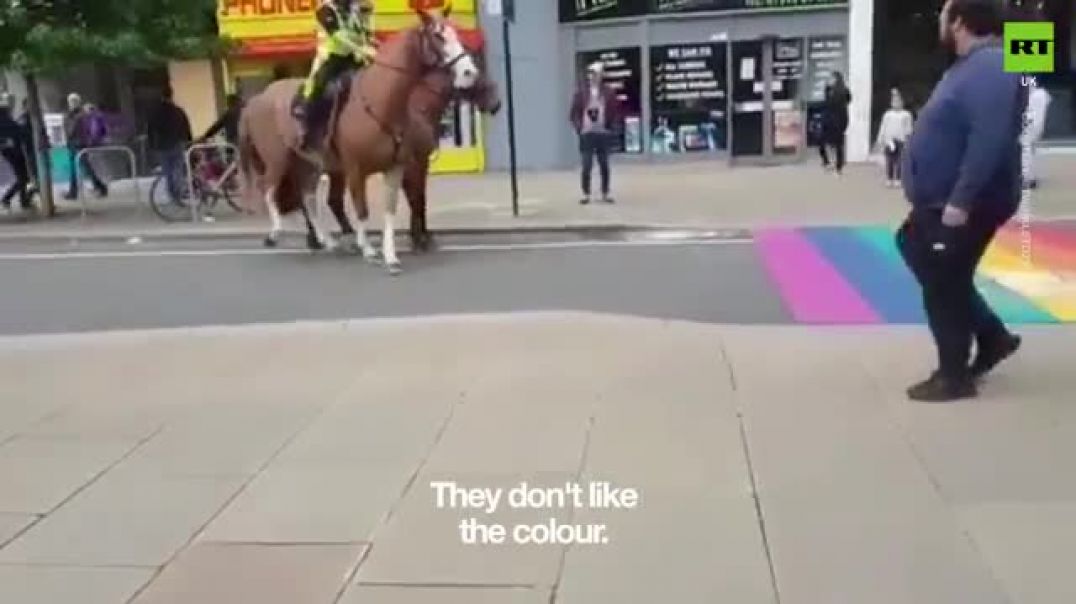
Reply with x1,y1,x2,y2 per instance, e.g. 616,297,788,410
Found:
649,42,728,153
559,0,647,22
576,47,643,154
773,109,804,151
805,36,847,102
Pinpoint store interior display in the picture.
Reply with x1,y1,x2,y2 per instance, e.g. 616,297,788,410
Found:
649,43,728,153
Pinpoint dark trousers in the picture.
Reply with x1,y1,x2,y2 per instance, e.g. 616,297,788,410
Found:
896,207,1013,378
1,147,32,208
579,132,610,197
819,137,846,172
156,148,186,203
66,147,108,198
884,141,904,181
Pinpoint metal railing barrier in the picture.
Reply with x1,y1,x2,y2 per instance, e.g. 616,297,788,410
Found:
73,146,139,220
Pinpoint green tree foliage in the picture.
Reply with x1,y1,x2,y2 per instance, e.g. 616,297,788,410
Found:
0,0,228,73
0,0,230,216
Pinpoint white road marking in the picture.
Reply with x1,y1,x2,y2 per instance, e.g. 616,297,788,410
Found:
0,237,753,261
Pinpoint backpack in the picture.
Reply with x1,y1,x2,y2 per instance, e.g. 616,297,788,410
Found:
86,112,107,145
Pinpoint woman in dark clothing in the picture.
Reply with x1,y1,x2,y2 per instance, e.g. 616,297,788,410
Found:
819,71,852,174
17,99,39,187
0,95,34,211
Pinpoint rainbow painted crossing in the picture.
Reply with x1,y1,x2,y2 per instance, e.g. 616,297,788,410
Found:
755,223,1076,325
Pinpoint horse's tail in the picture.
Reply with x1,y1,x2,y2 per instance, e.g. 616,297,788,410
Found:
237,109,264,211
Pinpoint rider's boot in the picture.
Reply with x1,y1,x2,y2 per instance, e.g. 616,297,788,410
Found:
293,98,315,151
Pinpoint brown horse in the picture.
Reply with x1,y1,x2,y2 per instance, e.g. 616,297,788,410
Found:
238,9,478,274
321,61,502,254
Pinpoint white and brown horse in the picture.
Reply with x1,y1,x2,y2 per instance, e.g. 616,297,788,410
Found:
238,8,478,274
320,58,501,253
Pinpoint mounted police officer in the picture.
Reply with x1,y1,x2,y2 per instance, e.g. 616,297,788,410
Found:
294,0,378,150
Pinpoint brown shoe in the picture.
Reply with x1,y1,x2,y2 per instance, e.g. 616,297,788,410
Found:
971,334,1022,379
907,372,977,403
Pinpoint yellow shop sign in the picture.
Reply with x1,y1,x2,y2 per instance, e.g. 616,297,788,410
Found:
218,0,476,39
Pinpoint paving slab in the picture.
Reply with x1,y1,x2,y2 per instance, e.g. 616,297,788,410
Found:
121,403,319,478
199,459,415,544
356,471,576,588
278,399,449,464
0,436,137,514
958,503,1076,604
340,585,552,604
556,488,775,604
719,326,1012,604
0,513,36,546
0,566,154,604
0,469,243,566
130,542,366,604
22,403,179,440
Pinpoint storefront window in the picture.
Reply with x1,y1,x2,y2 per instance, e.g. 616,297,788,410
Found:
649,43,729,154
772,38,805,154
577,47,644,154
439,99,479,149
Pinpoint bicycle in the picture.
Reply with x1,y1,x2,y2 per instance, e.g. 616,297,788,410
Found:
149,145,243,222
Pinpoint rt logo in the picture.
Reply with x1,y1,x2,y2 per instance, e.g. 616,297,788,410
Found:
1004,22,1054,74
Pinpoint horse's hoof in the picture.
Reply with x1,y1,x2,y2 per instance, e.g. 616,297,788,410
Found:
386,262,403,276
306,234,325,251
263,237,278,248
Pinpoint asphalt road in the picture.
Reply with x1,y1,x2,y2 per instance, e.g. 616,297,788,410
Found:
0,232,790,336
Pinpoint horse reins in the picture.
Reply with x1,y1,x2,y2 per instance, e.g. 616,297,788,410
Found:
357,32,470,161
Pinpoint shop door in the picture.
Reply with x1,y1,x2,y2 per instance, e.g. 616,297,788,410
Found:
731,40,764,157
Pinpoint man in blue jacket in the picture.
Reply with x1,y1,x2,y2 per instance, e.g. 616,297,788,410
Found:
897,0,1025,402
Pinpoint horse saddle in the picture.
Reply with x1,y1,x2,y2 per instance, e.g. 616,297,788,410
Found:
292,68,358,151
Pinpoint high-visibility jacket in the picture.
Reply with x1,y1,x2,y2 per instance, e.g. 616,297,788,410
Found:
316,1,377,62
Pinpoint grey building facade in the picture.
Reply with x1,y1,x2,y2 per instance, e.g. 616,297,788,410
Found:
481,1,851,171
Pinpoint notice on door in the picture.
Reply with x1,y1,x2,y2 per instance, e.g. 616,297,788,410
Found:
739,57,756,81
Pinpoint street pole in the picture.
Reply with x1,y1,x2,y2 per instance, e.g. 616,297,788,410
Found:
501,0,519,217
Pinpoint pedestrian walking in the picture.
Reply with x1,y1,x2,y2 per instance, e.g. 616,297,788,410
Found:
875,88,914,188
819,71,851,174
63,93,109,200
147,86,193,203
896,0,1024,402
570,62,619,205
17,99,39,188
0,93,34,212
1022,85,1051,189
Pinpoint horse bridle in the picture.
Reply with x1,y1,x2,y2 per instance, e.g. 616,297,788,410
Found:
369,24,468,78
358,27,473,159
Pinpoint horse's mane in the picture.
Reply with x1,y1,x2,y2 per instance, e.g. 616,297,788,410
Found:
374,24,426,70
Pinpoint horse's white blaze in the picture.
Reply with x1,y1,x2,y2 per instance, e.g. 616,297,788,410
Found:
440,24,477,89
382,167,404,267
